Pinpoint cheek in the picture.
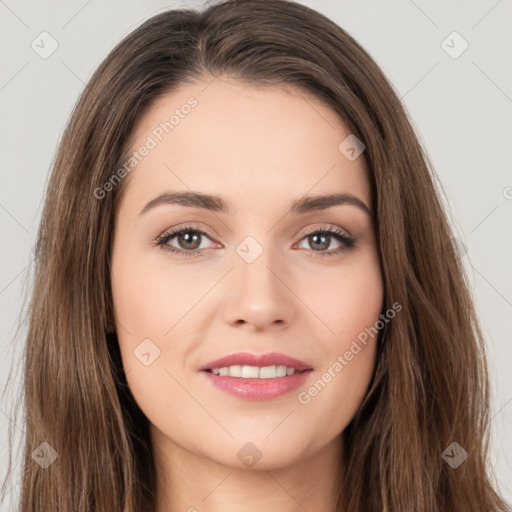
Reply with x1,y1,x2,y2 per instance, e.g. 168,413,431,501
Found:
294,252,383,433
110,241,212,408
111,244,200,341
299,247,383,341
296,344,377,449
110,253,195,427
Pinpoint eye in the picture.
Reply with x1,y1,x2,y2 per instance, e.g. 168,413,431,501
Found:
154,224,218,258
295,225,355,257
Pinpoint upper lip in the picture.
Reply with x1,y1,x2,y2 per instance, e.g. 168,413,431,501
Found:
200,352,313,371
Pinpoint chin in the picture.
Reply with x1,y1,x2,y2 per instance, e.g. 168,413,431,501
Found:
205,429,316,471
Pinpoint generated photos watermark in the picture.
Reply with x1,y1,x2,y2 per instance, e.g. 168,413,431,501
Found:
297,302,402,405
93,96,198,200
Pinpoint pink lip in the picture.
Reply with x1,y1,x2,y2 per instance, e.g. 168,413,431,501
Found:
200,351,312,371
199,351,313,401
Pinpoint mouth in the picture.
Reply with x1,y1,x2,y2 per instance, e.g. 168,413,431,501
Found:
203,365,309,378
199,352,313,400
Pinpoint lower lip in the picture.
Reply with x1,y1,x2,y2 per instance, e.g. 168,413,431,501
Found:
201,370,312,400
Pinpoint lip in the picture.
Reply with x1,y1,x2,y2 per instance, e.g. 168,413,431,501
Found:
199,351,313,401
199,351,312,372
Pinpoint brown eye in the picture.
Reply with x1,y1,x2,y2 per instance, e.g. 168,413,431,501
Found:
174,231,203,250
307,232,331,251
155,225,217,258
297,227,355,256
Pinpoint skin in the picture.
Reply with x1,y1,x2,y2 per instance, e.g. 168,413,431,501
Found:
110,76,384,512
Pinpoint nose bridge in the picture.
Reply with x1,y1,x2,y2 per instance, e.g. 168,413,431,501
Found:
223,235,295,329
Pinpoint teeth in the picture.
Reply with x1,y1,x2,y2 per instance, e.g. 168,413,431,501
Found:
227,365,242,377
210,365,298,378
276,365,287,377
241,365,259,378
259,365,278,379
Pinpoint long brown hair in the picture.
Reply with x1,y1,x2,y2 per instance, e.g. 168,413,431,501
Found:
2,0,509,510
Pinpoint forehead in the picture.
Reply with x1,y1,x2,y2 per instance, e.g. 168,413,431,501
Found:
120,76,370,214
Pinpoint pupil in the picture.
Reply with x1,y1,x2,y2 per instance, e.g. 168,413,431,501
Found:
180,232,200,249
311,234,328,250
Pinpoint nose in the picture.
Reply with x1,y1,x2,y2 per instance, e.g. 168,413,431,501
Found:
222,247,297,332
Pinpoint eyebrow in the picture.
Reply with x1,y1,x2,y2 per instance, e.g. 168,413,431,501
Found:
139,191,372,217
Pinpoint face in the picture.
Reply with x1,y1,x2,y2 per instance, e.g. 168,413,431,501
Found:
110,76,383,471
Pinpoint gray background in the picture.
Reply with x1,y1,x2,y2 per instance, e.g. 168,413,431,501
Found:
1,0,511,509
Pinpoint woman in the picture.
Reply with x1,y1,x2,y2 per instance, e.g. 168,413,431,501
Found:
3,0,510,510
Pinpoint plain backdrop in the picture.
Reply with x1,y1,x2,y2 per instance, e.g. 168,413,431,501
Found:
1,0,511,509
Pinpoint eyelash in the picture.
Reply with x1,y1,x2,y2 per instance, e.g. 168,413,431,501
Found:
153,223,356,259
